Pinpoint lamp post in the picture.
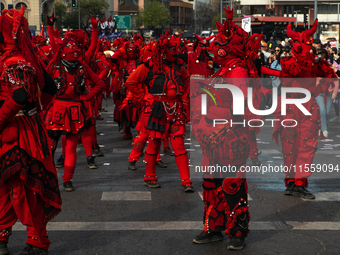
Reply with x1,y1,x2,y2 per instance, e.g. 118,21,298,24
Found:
314,0,318,38
41,0,54,26
294,10,301,27
78,0,80,29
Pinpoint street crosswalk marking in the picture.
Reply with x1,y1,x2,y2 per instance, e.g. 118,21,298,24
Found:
198,192,253,201
101,191,151,201
11,221,340,231
301,192,340,201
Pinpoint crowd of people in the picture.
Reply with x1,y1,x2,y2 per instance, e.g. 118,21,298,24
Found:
0,5,338,254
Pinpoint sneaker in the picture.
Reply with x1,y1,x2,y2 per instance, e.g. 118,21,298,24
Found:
323,130,329,138
19,244,49,255
99,107,108,112
251,157,261,166
119,129,125,134
330,116,339,122
123,133,132,140
284,182,295,195
0,241,9,255
55,155,65,168
87,156,98,169
63,181,74,192
163,147,174,156
128,161,137,170
183,184,194,192
257,150,262,156
292,185,315,199
156,161,167,168
143,181,161,188
193,230,223,244
227,237,246,250
93,144,104,157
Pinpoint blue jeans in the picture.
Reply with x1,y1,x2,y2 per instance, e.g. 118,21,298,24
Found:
315,94,333,131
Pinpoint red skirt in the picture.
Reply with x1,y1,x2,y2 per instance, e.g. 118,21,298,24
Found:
44,98,89,134
0,114,62,223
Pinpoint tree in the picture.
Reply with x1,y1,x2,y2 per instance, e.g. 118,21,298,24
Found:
195,2,215,32
211,11,226,29
57,0,109,29
55,2,67,30
135,0,172,29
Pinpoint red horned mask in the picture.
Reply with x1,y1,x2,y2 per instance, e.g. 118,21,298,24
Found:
287,20,318,55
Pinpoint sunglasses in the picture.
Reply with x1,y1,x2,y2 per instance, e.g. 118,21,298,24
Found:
275,50,280,52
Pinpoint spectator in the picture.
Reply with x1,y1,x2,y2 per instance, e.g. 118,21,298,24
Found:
315,49,339,138
313,38,322,50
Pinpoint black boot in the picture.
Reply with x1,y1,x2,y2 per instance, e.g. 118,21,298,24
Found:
284,182,295,195
227,237,246,250
19,244,49,254
292,185,315,199
63,181,74,192
156,161,167,168
128,161,137,170
193,230,223,244
0,241,9,255
55,155,65,168
87,156,98,169
93,144,104,157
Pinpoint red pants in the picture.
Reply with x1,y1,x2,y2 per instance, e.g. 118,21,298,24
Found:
129,132,161,162
0,175,50,249
144,135,191,185
280,100,319,187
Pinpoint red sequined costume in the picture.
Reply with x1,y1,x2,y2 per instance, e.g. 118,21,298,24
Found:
43,38,105,190
125,31,193,191
261,20,337,195
191,7,262,249
111,41,140,139
0,7,61,253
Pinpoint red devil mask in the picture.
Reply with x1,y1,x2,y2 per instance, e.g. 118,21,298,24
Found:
212,7,247,65
287,20,318,56
126,43,139,60
61,39,81,62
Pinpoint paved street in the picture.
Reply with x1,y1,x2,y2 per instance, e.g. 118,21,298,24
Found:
7,98,340,255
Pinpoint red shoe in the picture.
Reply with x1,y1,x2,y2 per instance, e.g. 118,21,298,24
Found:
123,133,132,140
96,113,104,120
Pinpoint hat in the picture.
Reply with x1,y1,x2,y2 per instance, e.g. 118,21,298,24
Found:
261,42,267,47
314,38,321,44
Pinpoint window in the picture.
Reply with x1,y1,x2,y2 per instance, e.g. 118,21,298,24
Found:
15,2,28,18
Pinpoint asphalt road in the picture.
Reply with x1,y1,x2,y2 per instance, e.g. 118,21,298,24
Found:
7,98,340,255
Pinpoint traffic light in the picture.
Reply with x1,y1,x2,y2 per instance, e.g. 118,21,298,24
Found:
304,14,308,24
72,0,76,8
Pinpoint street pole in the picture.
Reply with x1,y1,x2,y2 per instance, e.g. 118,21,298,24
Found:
194,0,196,33
314,0,317,38
308,8,311,29
220,0,222,24
337,3,339,22
78,0,81,29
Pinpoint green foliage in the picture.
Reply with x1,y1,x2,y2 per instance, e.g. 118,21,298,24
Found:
55,2,67,30
136,0,172,28
211,11,226,29
56,0,109,29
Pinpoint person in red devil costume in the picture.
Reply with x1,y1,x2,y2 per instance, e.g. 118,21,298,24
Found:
261,20,338,199
0,7,62,255
124,30,194,192
43,37,105,192
111,41,140,140
191,7,264,250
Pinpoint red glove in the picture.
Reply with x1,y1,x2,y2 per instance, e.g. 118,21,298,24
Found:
91,16,99,30
118,99,129,111
47,10,58,26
